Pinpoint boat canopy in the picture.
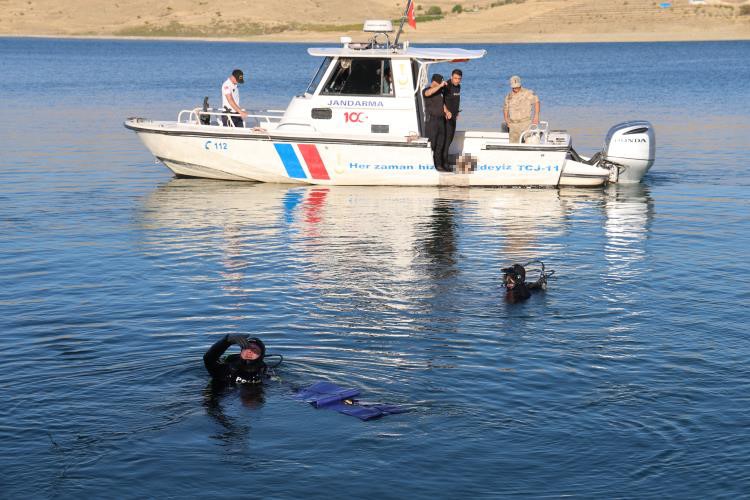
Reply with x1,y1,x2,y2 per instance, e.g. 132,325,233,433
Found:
307,47,486,62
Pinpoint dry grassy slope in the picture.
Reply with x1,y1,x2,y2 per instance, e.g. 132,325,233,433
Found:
444,0,750,38
527,0,745,34
0,0,748,40
0,0,457,34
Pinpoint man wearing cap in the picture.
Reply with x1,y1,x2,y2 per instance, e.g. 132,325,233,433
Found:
221,69,248,127
423,73,449,172
503,75,540,143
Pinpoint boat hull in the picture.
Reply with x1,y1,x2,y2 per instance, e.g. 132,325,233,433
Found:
125,119,610,187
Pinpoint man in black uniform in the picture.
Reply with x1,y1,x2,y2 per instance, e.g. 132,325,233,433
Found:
443,69,462,169
204,334,268,386
423,73,449,172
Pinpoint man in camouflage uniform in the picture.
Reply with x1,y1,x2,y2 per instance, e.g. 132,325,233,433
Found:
503,75,540,143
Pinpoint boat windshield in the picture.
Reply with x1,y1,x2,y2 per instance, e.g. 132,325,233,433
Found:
306,57,333,95
322,58,393,96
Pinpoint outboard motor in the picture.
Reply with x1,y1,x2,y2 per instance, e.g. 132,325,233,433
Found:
602,120,655,183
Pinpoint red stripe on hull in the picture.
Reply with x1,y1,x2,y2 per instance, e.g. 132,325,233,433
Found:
297,144,330,180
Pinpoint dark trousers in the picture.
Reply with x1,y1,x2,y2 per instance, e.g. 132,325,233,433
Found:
222,108,244,128
425,115,446,171
443,117,457,168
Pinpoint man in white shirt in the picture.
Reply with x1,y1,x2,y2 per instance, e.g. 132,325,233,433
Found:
221,69,248,127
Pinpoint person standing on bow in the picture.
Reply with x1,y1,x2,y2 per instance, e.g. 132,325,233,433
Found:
423,73,449,172
503,75,540,143
221,69,249,127
442,69,462,168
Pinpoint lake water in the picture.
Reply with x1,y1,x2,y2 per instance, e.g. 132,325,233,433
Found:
1,37,749,497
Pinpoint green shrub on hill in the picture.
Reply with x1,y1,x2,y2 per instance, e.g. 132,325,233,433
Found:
490,0,526,7
116,19,364,37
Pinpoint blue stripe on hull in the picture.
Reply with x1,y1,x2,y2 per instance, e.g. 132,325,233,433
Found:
274,143,307,179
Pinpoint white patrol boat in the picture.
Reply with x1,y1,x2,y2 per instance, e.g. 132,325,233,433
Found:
124,20,655,187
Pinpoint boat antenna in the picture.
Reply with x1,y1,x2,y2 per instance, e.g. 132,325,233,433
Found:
393,0,413,47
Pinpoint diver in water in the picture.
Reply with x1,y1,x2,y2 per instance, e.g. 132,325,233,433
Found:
202,335,282,438
203,334,407,420
502,261,553,303
203,334,273,386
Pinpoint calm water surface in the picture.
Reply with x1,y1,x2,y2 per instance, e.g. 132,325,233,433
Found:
1,38,749,498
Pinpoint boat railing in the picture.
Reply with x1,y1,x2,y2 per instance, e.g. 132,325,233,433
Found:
520,121,550,145
177,108,285,127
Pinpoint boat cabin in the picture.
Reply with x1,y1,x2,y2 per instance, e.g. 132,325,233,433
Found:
277,20,486,138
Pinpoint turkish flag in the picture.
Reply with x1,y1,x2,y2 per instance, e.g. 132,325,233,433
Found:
407,0,416,29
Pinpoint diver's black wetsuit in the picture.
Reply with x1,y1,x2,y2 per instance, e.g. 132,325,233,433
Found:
503,264,547,304
203,335,268,386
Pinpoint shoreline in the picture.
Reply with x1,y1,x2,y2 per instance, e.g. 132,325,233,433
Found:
1,31,748,44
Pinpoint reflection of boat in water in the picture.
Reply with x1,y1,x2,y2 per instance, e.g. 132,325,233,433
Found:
140,180,652,275
142,180,582,239
125,19,655,187
602,183,654,280
139,181,589,303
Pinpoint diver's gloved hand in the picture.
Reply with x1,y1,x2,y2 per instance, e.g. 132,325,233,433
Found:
226,334,252,349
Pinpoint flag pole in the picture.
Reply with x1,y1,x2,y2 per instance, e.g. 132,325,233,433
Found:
393,0,412,47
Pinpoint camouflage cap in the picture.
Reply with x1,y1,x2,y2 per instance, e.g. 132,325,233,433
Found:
509,75,522,88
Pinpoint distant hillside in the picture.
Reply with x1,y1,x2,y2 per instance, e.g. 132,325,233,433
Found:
1,0,749,42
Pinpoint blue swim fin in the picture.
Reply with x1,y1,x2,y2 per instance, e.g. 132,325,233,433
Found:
325,401,410,421
294,381,360,408
295,381,409,420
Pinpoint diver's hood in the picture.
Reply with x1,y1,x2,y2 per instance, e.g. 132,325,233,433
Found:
244,337,266,359
502,264,526,285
